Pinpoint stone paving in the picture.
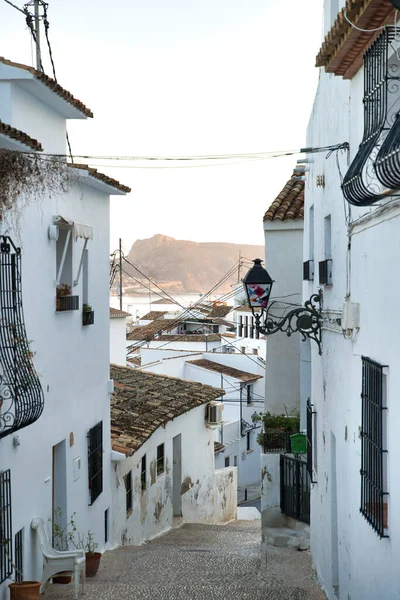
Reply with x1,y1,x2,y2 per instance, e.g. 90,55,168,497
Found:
45,520,325,600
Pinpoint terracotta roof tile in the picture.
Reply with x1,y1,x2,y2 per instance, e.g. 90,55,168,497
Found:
140,311,168,320
157,334,222,342
0,120,43,151
207,305,233,318
127,319,176,341
264,171,304,222
110,307,131,318
68,163,131,193
110,364,224,456
315,0,395,78
214,441,226,453
186,358,262,382
0,56,93,117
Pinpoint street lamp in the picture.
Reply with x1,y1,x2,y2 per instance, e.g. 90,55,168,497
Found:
242,258,322,354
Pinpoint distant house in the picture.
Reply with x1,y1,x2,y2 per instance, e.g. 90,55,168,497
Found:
110,307,131,366
110,365,237,546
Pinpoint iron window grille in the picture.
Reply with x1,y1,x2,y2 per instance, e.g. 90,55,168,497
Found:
342,27,400,206
141,455,146,491
0,469,12,584
224,456,230,468
303,260,314,281
246,431,252,452
88,421,103,505
237,316,243,337
306,399,317,484
14,529,23,583
319,259,333,285
124,471,132,515
360,357,388,538
246,385,253,405
104,509,109,544
0,236,44,439
156,444,164,476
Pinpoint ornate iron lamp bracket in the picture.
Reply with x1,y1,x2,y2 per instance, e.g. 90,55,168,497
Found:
254,293,323,355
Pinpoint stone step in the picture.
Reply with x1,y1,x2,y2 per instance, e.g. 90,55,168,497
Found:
266,526,310,550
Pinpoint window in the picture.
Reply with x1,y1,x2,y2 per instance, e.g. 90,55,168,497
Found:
324,215,332,260
247,431,252,452
247,385,253,406
157,444,164,476
249,317,254,339
244,316,248,338
360,357,388,537
233,455,238,467
56,225,73,288
237,315,243,337
253,348,258,355
141,455,147,491
88,422,103,505
241,347,246,354
0,469,12,583
14,529,23,583
104,509,109,544
224,456,230,468
124,471,132,516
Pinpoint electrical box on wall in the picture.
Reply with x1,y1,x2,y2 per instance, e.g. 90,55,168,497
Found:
342,300,360,331
73,457,81,482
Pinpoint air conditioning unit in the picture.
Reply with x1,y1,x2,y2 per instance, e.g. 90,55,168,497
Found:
319,259,333,285
206,401,224,424
303,260,314,281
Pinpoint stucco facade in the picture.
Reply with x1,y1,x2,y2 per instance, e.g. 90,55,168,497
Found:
305,4,400,598
0,59,129,595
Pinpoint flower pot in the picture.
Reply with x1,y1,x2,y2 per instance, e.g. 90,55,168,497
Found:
8,581,41,600
52,571,72,584
85,552,102,577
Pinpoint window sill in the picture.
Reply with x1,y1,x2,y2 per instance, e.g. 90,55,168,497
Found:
246,449,254,454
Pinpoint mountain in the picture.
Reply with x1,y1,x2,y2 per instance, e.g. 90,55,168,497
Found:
123,234,264,294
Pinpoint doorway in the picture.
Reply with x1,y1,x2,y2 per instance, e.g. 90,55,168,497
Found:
52,440,67,545
172,434,182,517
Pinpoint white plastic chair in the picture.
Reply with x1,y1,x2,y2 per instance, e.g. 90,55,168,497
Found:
31,517,85,599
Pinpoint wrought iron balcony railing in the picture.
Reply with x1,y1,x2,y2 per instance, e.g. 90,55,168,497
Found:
0,236,44,439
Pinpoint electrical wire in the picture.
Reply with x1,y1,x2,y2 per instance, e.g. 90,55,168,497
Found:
3,0,24,14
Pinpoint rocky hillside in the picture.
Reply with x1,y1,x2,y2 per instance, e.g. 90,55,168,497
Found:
123,234,264,294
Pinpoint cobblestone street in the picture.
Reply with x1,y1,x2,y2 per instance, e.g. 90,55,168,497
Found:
46,520,325,599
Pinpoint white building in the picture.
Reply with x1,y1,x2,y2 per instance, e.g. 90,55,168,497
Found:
110,307,131,366
0,56,130,591
138,349,265,490
305,2,400,598
110,365,237,546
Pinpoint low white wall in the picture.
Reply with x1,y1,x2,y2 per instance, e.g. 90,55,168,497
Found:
110,318,128,366
261,453,284,527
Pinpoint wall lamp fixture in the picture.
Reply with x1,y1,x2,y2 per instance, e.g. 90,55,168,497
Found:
242,258,323,355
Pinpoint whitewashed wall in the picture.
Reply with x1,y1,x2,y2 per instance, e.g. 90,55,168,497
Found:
305,30,400,599
110,318,128,366
112,405,237,547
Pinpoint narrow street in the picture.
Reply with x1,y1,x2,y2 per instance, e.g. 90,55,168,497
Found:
46,520,325,599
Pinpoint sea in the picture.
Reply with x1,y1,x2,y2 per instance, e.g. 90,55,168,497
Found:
109,293,230,321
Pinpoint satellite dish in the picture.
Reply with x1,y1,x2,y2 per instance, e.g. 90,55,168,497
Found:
389,0,400,10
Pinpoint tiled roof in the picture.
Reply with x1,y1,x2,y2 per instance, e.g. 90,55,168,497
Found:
315,0,395,78
140,311,168,320
208,305,233,318
212,318,235,328
127,356,141,367
220,332,236,339
233,304,253,313
0,57,93,117
110,364,224,456
127,319,176,341
0,120,43,151
214,441,226,453
157,334,221,342
264,170,304,221
68,164,131,193
110,307,131,318
186,359,263,382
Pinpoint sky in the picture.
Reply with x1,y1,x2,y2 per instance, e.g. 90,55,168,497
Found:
0,0,324,252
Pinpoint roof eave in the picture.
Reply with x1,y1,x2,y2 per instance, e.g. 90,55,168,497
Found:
70,167,130,195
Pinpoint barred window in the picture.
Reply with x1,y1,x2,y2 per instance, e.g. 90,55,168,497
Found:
0,470,12,583
14,529,23,583
360,357,388,537
88,421,103,505
141,455,146,491
157,444,164,476
124,471,132,516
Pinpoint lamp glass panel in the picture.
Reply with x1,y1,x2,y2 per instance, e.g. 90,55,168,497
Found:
246,283,271,308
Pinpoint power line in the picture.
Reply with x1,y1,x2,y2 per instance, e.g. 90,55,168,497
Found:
3,0,25,14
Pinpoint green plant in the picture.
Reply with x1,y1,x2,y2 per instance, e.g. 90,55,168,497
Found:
50,509,99,556
82,304,92,313
252,408,300,432
56,284,71,298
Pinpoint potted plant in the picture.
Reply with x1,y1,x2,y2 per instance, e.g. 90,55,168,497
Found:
82,303,94,326
48,509,72,584
2,539,41,599
253,409,300,452
56,283,71,311
67,514,102,577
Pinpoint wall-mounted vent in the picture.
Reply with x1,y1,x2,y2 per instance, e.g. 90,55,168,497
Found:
303,260,314,281
319,259,333,285
206,402,224,424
